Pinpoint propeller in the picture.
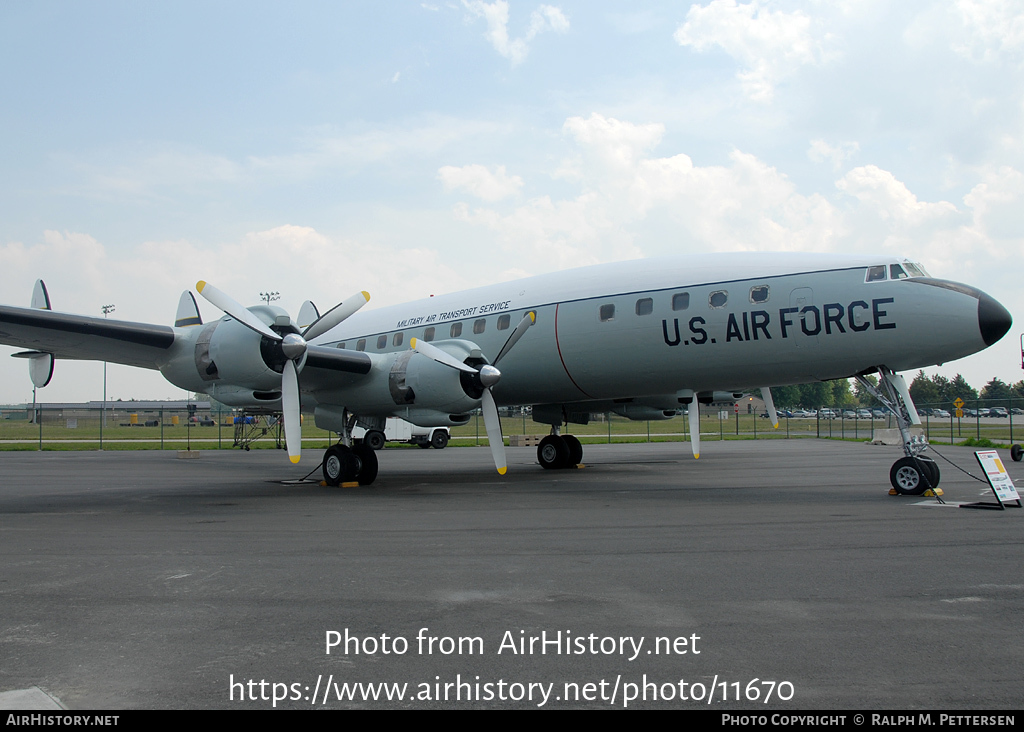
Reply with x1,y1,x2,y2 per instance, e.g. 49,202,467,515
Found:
410,311,535,475
688,399,701,459
760,387,779,428
195,281,370,464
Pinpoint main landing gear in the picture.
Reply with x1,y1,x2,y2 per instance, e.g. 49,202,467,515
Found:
537,433,583,469
856,367,941,497
319,410,378,486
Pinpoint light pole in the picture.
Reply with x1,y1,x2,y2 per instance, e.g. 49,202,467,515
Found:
260,291,280,305
100,304,115,449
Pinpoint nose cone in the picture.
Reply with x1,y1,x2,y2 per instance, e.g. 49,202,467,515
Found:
979,292,1012,347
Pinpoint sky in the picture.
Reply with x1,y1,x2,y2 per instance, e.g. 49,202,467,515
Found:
1,0,1022,404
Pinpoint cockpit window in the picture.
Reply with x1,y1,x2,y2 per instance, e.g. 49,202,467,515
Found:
903,262,925,277
866,266,886,282
890,264,908,280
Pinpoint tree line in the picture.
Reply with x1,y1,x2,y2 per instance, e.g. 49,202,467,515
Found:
771,373,1024,409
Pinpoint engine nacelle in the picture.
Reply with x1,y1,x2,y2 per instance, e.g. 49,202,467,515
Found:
313,340,488,420
611,404,678,421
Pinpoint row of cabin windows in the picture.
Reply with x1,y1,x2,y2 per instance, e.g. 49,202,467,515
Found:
335,312,515,352
599,286,770,322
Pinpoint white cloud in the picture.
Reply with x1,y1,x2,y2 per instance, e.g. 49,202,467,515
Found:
438,164,523,201
561,113,664,170
954,0,1024,60
462,1,569,65
674,0,836,101
808,139,860,170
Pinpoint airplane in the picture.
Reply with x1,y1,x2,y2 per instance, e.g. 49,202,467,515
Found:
0,252,1012,495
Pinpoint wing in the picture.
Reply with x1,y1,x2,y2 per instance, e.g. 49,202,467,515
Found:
0,305,176,370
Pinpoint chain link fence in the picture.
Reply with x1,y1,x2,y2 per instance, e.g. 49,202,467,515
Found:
2,398,1021,451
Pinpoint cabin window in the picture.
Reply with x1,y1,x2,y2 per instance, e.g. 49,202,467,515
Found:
749,285,769,304
393,332,404,347
709,290,728,308
376,335,387,350
866,266,886,282
672,292,689,311
336,342,346,349
356,339,366,351
599,304,615,322
635,297,653,316
450,322,463,338
473,318,486,335
497,314,510,330
890,264,908,280
423,327,435,342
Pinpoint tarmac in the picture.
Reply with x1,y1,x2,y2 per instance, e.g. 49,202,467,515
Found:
1,439,1022,709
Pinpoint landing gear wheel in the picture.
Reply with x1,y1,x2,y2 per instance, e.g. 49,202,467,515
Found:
890,456,929,496
538,435,570,470
364,430,386,451
352,444,379,486
917,456,940,489
323,444,358,486
417,441,432,449
430,430,449,449
563,434,583,466
1012,444,1023,462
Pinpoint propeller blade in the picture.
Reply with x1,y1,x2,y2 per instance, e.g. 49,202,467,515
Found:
481,389,507,475
688,401,701,459
302,291,371,341
281,360,302,464
760,387,779,428
492,311,536,366
297,300,320,331
196,281,280,341
410,337,478,374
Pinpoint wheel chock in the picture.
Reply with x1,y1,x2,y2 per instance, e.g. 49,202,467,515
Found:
924,488,943,497
889,488,899,496
341,481,360,488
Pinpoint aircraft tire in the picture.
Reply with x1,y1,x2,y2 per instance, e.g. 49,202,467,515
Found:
364,430,386,451
538,435,570,469
1012,444,1023,462
430,430,449,449
918,456,940,488
353,444,379,485
323,445,358,486
890,457,928,496
563,434,583,466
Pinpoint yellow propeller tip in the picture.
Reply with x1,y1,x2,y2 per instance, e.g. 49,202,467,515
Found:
290,456,301,464
773,423,779,429
497,467,507,475
694,454,700,459
529,311,536,323
410,337,417,348
362,291,370,301
196,281,206,292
